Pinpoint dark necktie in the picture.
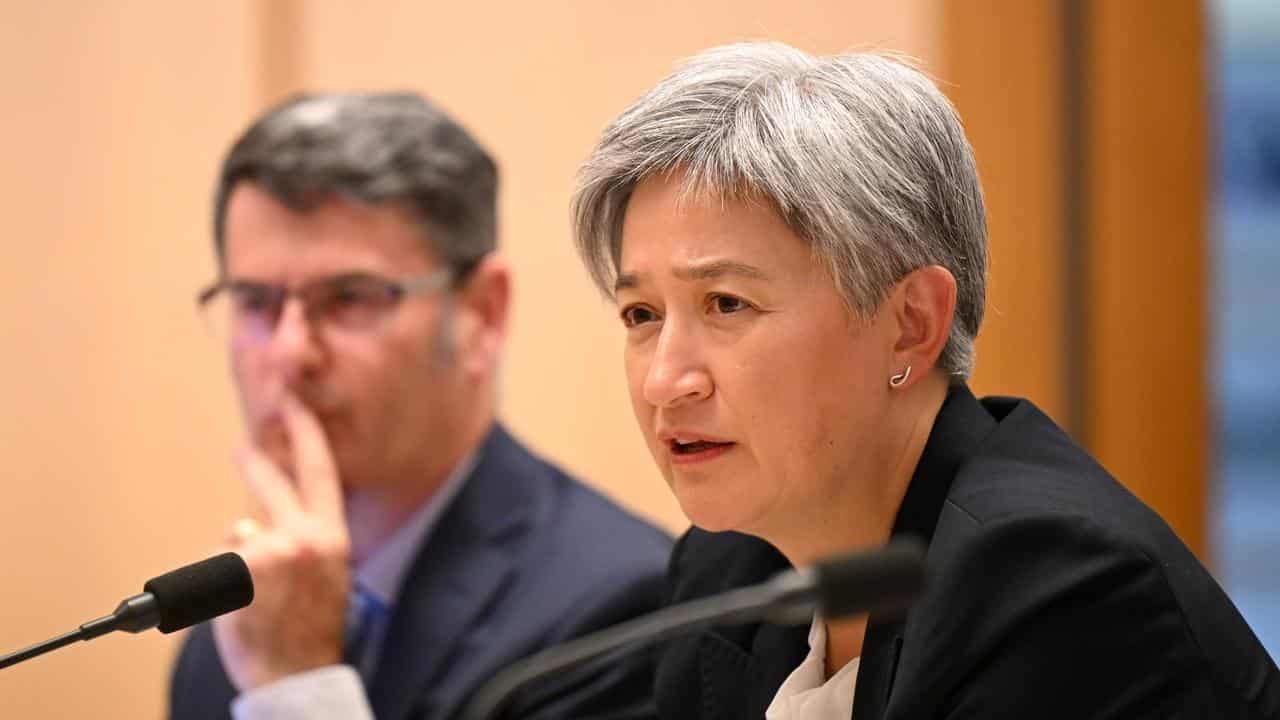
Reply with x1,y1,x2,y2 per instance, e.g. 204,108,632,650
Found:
343,582,387,682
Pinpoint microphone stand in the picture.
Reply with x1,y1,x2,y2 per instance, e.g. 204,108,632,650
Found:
0,630,84,670
0,593,159,670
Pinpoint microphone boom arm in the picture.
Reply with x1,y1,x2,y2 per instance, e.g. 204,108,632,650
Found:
461,538,925,720
460,569,813,720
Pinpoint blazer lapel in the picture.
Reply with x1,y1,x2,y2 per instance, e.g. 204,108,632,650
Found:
691,622,809,720
367,425,534,720
852,617,906,720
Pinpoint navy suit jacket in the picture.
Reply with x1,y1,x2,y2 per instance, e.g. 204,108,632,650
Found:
169,424,672,720
655,385,1280,719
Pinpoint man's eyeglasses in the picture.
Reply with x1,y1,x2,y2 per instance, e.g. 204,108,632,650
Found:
196,270,453,343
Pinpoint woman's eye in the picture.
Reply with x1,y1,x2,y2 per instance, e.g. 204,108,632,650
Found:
620,305,658,327
710,294,749,314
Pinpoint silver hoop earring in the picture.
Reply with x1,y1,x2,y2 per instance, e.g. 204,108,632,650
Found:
889,365,912,388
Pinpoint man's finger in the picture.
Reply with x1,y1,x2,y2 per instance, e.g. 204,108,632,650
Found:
236,445,306,528
279,392,345,523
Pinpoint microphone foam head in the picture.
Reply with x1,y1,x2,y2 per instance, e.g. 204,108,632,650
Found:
815,538,926,619
142,552,254,633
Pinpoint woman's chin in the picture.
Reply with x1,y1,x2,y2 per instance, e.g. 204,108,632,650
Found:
673,483,762,535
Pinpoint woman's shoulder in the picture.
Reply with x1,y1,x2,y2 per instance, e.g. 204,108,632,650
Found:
905,408,1280,718
953,392,1166,542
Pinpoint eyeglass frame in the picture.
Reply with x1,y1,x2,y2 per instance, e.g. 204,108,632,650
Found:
196,263,471,343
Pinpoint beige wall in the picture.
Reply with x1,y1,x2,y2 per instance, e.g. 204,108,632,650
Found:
0,3,939,717
0,3,257,716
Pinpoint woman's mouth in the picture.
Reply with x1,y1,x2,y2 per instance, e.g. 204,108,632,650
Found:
668,438,736,464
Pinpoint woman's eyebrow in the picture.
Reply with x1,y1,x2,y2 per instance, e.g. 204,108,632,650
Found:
614,271,642,293
673,259,767,282
615,260,768,293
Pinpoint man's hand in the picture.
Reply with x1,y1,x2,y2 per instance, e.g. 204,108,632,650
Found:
213,393,352,691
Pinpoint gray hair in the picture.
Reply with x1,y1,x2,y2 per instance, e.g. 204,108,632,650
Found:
213,92,498,279
571,42,987,378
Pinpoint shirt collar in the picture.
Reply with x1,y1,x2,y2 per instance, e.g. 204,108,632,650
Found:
764,615,862,719
353,449,479,607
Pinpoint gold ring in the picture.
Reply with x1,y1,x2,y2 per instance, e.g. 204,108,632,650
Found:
230,517,263,543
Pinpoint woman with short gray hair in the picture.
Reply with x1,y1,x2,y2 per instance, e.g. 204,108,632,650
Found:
572,41,1278,720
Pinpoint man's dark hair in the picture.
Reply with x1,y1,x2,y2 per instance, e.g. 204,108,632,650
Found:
212,92,498,277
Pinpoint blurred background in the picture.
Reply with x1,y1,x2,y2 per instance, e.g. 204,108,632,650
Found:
0,1,1273,716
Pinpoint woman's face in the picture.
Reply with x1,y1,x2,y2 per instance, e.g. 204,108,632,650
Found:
616,173,901,541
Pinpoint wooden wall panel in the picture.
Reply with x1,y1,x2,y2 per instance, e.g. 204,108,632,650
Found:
941,0,1209,556
942,1,1070,424
1084,0,1208,556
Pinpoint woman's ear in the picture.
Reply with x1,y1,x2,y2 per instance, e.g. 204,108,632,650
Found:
889,265,956,387
452,252,511,380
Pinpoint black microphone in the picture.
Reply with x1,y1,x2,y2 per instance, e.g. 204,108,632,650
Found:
0,552,254,670
460,538,926,720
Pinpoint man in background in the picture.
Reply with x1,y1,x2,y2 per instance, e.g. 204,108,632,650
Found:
168,92,671,719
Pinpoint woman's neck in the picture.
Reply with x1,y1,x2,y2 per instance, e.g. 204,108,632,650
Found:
825,614,869,677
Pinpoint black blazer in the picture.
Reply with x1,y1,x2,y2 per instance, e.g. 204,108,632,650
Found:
169,424,672,720
655,385,1280,719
